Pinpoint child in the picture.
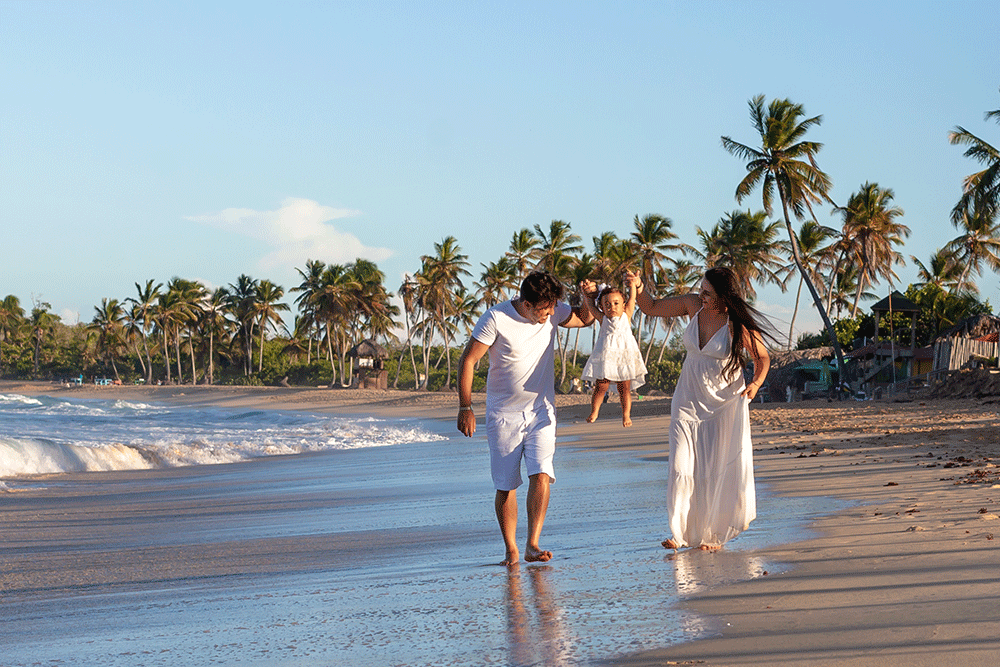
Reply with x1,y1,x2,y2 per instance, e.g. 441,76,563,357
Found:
581,279,647,427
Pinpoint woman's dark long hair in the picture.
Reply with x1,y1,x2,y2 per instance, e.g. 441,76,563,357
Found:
704,267,778,380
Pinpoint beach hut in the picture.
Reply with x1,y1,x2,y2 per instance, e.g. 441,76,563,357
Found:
347,338,389,389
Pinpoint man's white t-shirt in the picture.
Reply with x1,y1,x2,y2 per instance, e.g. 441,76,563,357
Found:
471,299,573,415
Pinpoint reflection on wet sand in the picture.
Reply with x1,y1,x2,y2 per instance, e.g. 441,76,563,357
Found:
505,565,575,666
666,545,769,596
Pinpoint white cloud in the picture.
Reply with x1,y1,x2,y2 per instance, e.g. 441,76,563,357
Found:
185,197,393,272
59,308,80,325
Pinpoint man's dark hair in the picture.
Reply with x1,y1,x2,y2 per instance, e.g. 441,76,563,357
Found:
520,271,563,305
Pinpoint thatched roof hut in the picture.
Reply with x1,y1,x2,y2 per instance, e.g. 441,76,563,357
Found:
347,339,389,359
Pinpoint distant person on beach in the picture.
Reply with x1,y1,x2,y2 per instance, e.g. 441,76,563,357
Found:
629,267,773,551
580,279,647,427
458,270,595,566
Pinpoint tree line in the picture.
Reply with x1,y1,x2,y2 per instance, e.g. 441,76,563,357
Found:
2,91,998,389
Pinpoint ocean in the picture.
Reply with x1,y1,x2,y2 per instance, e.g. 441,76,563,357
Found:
0,393,841,666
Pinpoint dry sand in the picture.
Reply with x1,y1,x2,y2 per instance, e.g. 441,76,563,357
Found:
2,380,998,665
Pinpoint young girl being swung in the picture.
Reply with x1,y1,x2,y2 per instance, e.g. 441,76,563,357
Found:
580,277,648,427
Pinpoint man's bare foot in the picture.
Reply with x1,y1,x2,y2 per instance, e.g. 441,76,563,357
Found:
699,543,722,552
586,410,599,423
661,538,680,550
524,545,552,562
622,415,632,427
500,547,520,566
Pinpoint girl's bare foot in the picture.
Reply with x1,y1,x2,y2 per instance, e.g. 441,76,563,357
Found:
500,547,520,566
661,538,680,550
524,545,552,562
622,414,632,427
587,409,600,423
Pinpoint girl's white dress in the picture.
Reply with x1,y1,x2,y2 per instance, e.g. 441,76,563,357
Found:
666,309,755,548
581,313,647,386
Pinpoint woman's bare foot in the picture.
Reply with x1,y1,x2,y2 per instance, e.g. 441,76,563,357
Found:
699,543,722,552
524,545,552,562
661,538,680,550
500,547,520,566
586,409,600,423
622,414,632,427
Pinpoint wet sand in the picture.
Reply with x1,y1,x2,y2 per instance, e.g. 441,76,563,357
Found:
2,380,999,665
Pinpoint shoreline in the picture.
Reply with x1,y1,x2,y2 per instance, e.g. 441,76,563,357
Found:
3,380,999,664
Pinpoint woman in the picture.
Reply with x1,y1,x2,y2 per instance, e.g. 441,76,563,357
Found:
629,267,772,551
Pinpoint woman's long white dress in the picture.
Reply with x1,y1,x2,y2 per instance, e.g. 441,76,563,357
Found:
581,313,647,386
667,309,755,548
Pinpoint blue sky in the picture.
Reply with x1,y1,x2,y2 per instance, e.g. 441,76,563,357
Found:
2,0,998,341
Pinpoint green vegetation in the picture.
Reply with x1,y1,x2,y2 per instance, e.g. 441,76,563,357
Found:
3,89,999,390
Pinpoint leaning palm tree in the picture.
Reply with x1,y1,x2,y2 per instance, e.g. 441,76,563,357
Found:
227,274,260,376
721,94,846,377
832,182,909,317
946,207,1000,296
949,88,1000,227
786,220,838,348
201,287,232,384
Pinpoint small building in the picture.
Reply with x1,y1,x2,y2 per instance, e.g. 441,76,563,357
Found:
347,338,389,390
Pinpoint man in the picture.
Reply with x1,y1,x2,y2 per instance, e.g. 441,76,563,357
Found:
458,270,595,566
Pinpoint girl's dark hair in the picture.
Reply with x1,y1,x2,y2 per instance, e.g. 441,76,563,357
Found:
597,286,623,312
521,270,564,305
703,267,777,379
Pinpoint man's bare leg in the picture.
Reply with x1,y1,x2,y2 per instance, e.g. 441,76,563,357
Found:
524,473,552,562
587,380,609,423
617,380,632,427
495,489,519,566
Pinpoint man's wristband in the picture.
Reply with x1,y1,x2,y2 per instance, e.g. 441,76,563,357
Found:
459,406,473,411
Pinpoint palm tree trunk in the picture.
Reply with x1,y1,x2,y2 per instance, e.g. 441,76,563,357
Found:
188,333,197,385
258,324,265,373
788,276,804,350
174,329,183,383
162,331,171,383
208,330,215,384
781,199,848,388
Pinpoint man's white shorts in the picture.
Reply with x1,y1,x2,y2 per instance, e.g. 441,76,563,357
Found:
486,406,557,491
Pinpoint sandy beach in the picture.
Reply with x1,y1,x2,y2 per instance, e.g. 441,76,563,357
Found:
2,380,998,665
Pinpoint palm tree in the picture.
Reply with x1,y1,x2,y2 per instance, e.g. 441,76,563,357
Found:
475,256,519,307
505,228,539,279
89,298,126,382
946,208,1000,295
832,182,909,317
291,259,327,364
949,88,1000,227
228,274,260,376
126,279,162,384
201,287,232,384
418,236,470,389
531,220,583,277
394,274,422,389
786,220,838,348
0,294,25,377
167,278,206,383
910,248,969,294
253,280,289,373
28,302,57,378
693,209,788,299
315,264,360,385
721,94,846,378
